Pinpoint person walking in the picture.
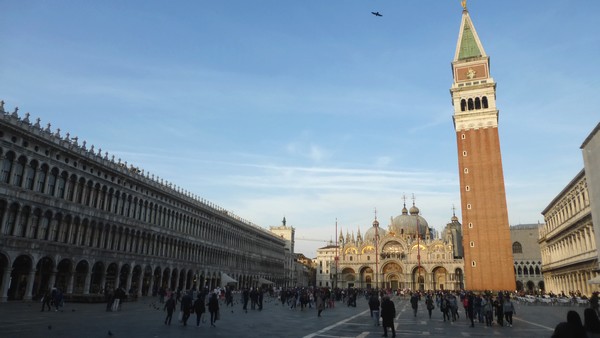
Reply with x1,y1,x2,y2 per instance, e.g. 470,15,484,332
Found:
368,292,380,326
164,294,176,325
380,296,396,338
410,292,419,317
591,292,600,317
41,289,52,312
193,293,206,326
208,292,220,327
502,295,515,327
425,294,434,319
316,290,325,317
180,291,193,326
440,294,450,322
493,294,504,327
466,292,475,328
482,295,493,327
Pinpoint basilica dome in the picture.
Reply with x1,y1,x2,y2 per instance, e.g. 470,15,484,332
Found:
389,203,428,238
363,224,387,243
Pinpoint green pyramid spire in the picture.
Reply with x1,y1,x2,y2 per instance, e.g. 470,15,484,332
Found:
458,22,482,60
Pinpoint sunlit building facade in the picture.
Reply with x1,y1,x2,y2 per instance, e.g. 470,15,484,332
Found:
0,103,286,302
316,203,465,291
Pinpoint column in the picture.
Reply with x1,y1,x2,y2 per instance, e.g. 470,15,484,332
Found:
83,270,92,295
125,269,133,294
147,271,155,297
67,271,75,294
0,268,13,302
136,271,143,298
114,267,121,289
23,269,36,301
174,270,180,291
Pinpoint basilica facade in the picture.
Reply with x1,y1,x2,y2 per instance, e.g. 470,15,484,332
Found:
316,203,465,292
0,104,286,302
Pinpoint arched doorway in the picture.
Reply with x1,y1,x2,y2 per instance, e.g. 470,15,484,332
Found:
9,255,33,300
142,266,153,296
34,256,54,298
119,264,130,289
73,260,89,294
360,267,373,289
454,268,464,290
106,263,119,290
412,267,426,291
341,268,356,288
432,267,448,291
526,280,535,292
382,262,403,290
56,259,72,293
131,265,142,294
90,262,105,294
516,280,524,292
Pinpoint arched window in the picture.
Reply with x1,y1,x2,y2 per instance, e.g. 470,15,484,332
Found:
512,242,523,254
460,99,467,111
467,98,474,110
482,96,489,108
517,266,522,275
475,97,481,109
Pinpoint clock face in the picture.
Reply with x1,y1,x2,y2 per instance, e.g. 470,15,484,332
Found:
455,64,488,82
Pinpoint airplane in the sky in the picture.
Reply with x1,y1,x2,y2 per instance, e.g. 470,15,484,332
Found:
371,11,382,17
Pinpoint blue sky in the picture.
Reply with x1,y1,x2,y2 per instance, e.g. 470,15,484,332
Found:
1,1,598,258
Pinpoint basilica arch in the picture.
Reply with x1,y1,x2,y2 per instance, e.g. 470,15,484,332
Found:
432,266,448,291
382,262,403,290
412,266,426,291
341,267,356,288
359,266,373,289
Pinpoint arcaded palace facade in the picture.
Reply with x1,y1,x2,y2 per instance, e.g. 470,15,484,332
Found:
539,170,597,296
450,4,515,290
316,203,465,292
510,224,544,292
539,123,600,296
0,104,286,302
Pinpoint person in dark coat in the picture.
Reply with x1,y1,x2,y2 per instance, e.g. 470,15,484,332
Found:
164,294,176,325
410,292,419,317
193,293,206,326
368,292,380,326
180,291,193,326
380,296,396,338
208,292,220,327
41,289,52,312
425,294,434,319
466,292,475,327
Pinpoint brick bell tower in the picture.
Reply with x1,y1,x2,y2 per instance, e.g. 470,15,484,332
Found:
450,2,515,291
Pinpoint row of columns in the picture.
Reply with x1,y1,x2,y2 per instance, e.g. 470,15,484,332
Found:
547,270,596,296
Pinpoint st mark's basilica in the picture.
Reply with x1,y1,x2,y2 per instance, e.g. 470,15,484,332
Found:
316,200,465,292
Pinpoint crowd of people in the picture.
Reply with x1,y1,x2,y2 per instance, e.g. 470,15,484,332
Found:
105,283,600,336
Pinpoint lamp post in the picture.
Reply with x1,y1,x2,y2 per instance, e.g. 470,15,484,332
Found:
334,218,338,289
373,209,380,291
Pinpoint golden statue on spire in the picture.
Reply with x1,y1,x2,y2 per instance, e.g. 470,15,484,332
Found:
461,0,467,10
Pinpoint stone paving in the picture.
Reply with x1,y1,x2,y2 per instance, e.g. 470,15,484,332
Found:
0,294,588,337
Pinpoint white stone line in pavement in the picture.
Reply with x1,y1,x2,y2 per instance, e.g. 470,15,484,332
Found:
356,332,369,338
302,309,370,338
513,317,554,331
